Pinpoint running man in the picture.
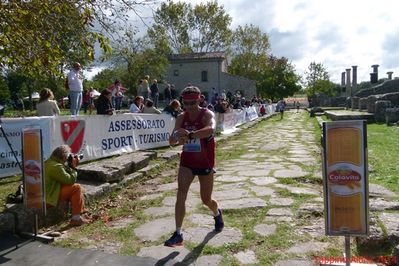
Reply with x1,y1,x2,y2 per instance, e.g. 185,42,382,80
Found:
164,86,224,247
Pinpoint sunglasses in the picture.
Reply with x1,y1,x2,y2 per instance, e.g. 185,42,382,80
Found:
183,101,197,106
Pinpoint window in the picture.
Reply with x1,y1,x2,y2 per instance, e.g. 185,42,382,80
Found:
174,69,179,76
201,71,208,82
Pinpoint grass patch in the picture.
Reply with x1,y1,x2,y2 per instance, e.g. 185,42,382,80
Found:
0,175,21,212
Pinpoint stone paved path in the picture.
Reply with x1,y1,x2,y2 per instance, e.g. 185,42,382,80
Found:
56,110,399,265
132,111,330,265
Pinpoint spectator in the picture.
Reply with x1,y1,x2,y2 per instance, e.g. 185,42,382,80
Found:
107,79,126,110
88,87,95,114
96,89,114,115
170,84,177,100
214,99,228,113
82,89,91,114
36,88,60,116
163,99,182,118
44,145,89,226
199,94,208,108
142,99,161,114
150,79,159,108
164,84,172,105
129,96,144,113
67,62,84,115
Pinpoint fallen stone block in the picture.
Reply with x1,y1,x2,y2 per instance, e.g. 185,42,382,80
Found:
77,151,156,182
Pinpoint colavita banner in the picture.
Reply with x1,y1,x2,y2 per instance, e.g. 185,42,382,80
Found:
322,120,369,236
22,127,46,212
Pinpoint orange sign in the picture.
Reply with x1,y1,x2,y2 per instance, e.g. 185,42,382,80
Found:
22,128,45,213
322,121,369,236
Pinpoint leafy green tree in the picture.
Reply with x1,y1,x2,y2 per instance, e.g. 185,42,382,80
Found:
148,1,191,53
0,0,153,79
148,0,232,53
229,24,271,80
257,56,301,101
189,1,232,52
111,29,170,95
303,62,336,96
0,76,10,105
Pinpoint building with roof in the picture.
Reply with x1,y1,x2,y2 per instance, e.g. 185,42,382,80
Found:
166,52,256,100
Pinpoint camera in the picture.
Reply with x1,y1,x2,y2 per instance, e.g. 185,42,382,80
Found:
68,153,84,167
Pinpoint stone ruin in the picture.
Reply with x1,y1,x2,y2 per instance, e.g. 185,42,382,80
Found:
352,77,399,124
309,65,399,124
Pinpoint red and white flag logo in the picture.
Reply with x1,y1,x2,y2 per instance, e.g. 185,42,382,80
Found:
61,120,85,153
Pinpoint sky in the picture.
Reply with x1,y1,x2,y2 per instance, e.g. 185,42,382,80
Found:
85,0,399,84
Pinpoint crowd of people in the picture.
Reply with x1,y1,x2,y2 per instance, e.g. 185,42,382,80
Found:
36,62,274,118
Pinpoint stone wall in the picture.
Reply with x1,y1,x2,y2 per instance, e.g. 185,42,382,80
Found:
309,94,347,107
359,98,368,111
355,79,399,98
375,101,391,123
386,107,399,125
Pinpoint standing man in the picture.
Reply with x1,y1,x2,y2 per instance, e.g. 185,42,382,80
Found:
150,79,159,108
164,86,224,247
164,84,172,105
67,62,84,115
107,79,126,110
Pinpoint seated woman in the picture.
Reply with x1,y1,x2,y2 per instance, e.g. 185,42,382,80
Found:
44,145,88,226
129,96,144,113
36,88,60,116
96,89,114,115
163,99,182,118
142,99,161,114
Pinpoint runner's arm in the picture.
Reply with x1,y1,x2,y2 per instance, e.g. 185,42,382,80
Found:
169,114,188,145
190,110,215,139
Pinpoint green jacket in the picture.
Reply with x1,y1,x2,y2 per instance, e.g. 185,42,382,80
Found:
44,155,77,206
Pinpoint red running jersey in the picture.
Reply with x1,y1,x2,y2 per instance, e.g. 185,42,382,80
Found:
180,108,215,169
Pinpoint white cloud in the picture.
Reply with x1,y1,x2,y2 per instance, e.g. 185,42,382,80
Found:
203,0,399,83
114,0,399,84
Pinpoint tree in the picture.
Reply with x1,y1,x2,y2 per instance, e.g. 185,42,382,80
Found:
148,0,232,53
111,29,170,95
189,1,232,52
0,0,154,79
0,76,10,105
257,56,301,101
303,62,335,96
229,24,271,80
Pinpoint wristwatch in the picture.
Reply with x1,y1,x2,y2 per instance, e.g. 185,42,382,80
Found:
188,132,194,139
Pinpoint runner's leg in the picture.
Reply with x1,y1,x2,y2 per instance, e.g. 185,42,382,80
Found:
175,166,195,229
198,172,218,215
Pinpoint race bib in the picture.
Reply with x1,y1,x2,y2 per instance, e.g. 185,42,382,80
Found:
183,138,201,152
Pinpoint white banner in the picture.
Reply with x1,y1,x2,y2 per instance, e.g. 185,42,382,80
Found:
246,106,259,121
219,112,237,134
52,113,175,161
233,109,247,126
0,117,52,178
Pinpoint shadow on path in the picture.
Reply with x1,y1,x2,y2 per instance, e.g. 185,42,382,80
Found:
174,231,218,266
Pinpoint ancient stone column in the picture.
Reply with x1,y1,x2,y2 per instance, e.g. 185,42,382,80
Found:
352,66,358,87
387,71,393,80
346,68,351,97
341,72,346,87
371,64,379,82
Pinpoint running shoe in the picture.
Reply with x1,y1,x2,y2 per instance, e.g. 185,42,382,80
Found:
214,209,224,232
164,231,183,247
